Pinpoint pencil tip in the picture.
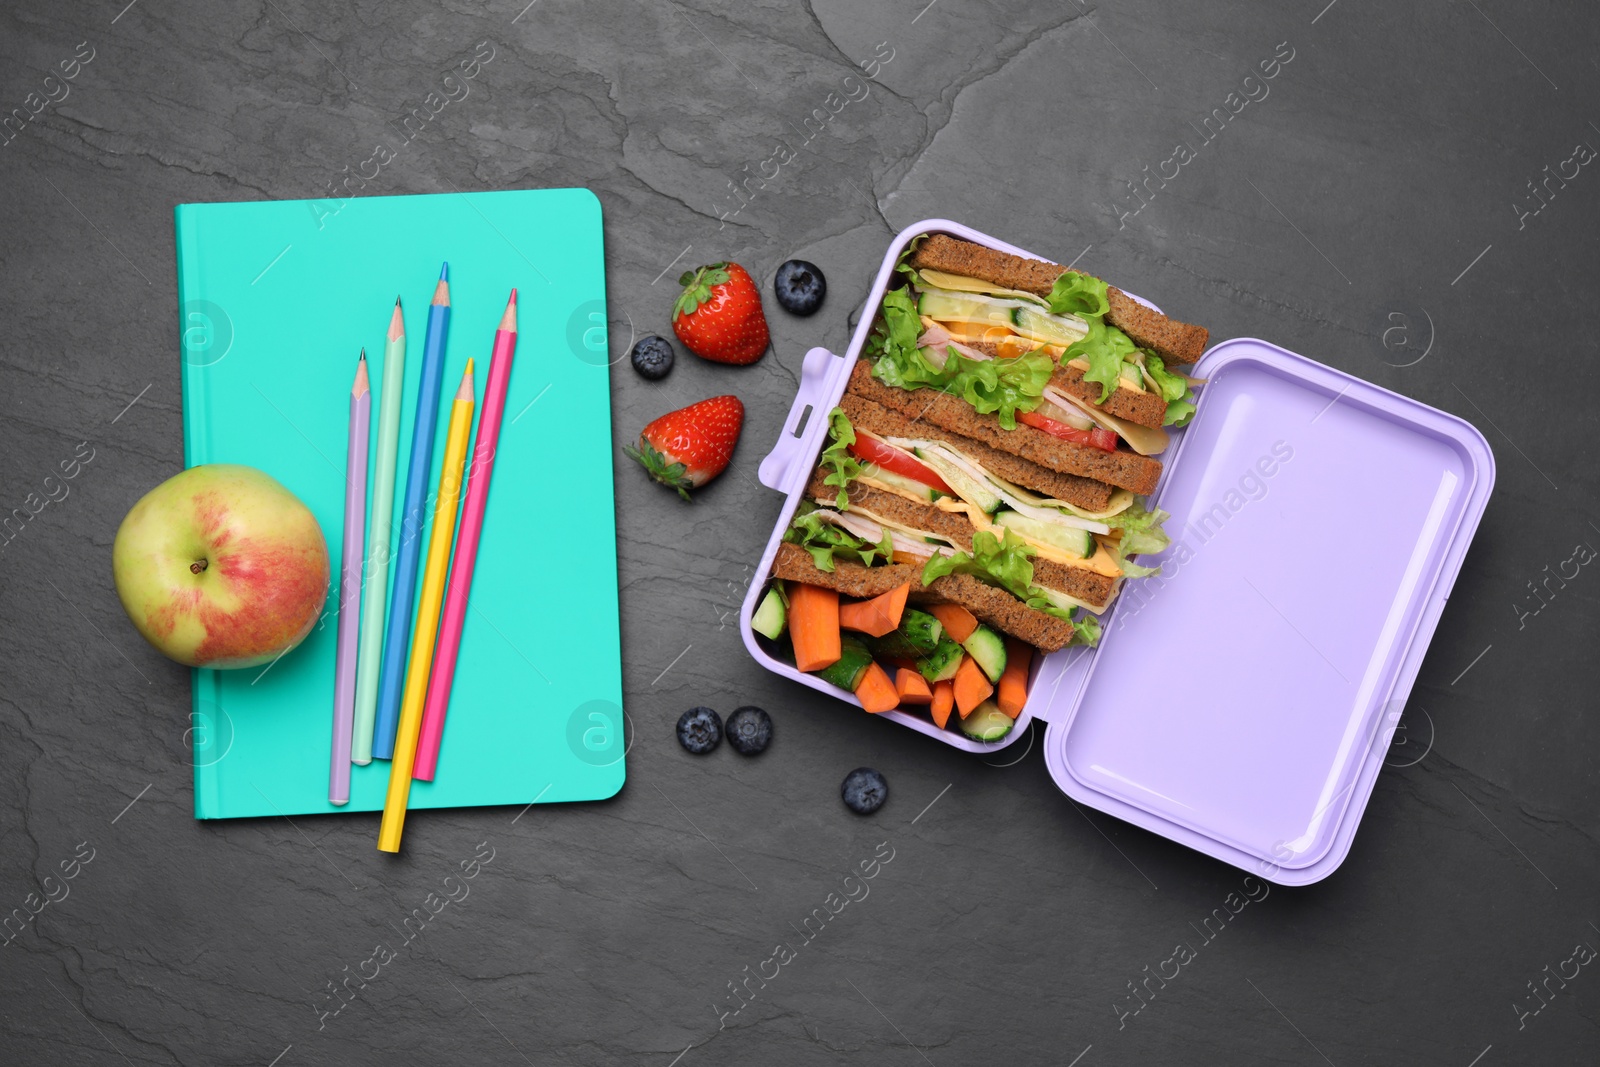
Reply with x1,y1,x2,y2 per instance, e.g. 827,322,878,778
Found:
359,348,366,361
509,288,518,305
395,295,402,306
440,262,449,280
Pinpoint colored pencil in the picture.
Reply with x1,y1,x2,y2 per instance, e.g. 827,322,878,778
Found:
330,352,370,805
379,361,476,852
414,290,519,781
373,263,450,760
351,299,406,764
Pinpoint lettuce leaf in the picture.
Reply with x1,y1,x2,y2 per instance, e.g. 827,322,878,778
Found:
819,407,864,508
1071,611,1102,647
869,288,1053,429
784,509,893,573
1141,353,1198,427
864,286,924,369
1046,270,1110,319
921,527,1077,622
1066,319,1139,403
1139,354,1186,402
944,348,1054,429
893,234,926,286
1161,391,1197,427
1102,500,1171,577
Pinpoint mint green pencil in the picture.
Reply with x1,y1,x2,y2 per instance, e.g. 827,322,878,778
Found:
351,298,406,764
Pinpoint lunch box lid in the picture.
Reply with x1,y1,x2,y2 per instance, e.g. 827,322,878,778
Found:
1032,337,1494,884
745,220,1494,884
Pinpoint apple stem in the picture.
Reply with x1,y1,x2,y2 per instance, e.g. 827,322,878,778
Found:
190,559,208,574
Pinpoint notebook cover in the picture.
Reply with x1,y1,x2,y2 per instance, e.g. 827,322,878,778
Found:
175,188,625,819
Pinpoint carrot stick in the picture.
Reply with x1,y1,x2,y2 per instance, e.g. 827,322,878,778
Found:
997,637,1032,718
953,655,993,718
788,583,841,672
838,583,910,637
930,681,955,728
926,603,979,643
893,668,933,705
854,661,899,714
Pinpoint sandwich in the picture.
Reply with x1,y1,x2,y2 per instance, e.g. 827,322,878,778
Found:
893,233,1208,437
750,233,1210,735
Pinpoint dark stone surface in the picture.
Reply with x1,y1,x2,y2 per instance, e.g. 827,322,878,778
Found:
2,2,1596,1064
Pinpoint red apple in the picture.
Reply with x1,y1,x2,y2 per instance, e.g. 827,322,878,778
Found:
112,465,330,669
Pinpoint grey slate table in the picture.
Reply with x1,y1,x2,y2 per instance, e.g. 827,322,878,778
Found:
2,2,1596,1064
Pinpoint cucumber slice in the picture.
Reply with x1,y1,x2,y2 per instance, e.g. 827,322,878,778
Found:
751,586,787,640
912,447,1002,514
858,466,942,503
959,625,1007,684
917,287,1028,325
815,636,873,691
993,510,1095,559
916,636,965,683
1012,305,1089,346
958,700,1015,741
869,609,944,659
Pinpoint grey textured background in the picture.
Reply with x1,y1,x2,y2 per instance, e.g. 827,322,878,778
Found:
2,1,1596,1064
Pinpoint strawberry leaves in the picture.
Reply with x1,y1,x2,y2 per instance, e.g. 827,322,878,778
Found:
673,264,731,319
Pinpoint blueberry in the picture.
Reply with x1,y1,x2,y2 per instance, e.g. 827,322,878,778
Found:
630,334,675,380
841,767,888,815
725,706,772,756
676,706,722,754
773,260,826,316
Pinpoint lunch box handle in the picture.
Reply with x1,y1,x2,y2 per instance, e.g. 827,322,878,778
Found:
758,346,843,492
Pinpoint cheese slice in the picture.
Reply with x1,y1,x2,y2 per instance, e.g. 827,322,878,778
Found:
914,269,1051,306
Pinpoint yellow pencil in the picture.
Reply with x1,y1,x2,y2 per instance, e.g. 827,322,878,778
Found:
379,359,476,853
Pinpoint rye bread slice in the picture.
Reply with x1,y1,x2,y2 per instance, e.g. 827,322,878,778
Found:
838,392,1115,512
909,233,1209,364
770,542,1081,652
847,360,1162,496
965,339,1169,429
802,473,1120,609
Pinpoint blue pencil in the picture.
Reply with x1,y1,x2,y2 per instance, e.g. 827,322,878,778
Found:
373,262,451,759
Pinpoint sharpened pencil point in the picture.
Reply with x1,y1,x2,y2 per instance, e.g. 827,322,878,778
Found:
440,262,449,281
457,359,476,400
499,289,518,332
388,299,405,340
354,351,371,395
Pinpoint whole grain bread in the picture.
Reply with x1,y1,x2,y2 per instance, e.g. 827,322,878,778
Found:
1050,362,1169,429
910,233,1209,364
966,339,1169,429
839,392,1115,512
770,542,1081,652
847,360,1162,496
802,473,1120,609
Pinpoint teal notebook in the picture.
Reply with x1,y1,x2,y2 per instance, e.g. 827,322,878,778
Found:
176,188,625,819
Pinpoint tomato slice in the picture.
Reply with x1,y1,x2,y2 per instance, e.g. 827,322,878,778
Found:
847,437,954,493
1016,410,1119,452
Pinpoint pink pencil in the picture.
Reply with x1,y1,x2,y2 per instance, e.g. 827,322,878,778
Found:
413,289,518,781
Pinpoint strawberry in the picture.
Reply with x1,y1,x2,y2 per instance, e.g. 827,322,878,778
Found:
624,395,745,501
672,262,769,364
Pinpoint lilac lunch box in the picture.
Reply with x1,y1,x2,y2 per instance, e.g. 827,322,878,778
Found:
739,219,1494,884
